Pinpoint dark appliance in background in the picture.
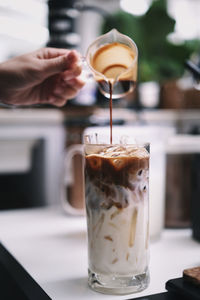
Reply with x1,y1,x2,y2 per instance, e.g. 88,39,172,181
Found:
47,0,80,49
191,154,200,242
47,0,108,49
165,151,192,229
0,140,46,210
185,59,200,86
165,132,200,243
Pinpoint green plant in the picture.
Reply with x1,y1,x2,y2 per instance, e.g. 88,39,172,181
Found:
102,0,200,83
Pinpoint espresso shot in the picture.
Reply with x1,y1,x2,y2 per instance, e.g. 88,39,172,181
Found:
86,29,138,99
90,41,137,99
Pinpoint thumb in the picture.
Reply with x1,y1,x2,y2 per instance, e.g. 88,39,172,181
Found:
42,50,78,77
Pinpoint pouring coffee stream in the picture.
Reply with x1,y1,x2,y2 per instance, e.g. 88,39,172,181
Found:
109,81,113,144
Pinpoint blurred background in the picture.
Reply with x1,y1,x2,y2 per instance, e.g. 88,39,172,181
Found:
0,0,200,240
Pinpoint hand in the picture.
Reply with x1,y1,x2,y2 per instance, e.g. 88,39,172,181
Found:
0,48,85,107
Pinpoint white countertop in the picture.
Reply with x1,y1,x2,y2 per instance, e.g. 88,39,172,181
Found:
0,207,200,300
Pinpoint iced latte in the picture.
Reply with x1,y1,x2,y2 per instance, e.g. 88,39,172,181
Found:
85,142,150,294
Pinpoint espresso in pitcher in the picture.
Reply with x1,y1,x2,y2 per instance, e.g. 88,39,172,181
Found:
91,42,136,97
91,42,136,143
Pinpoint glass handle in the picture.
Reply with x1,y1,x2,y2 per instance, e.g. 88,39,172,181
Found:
80,56,93,82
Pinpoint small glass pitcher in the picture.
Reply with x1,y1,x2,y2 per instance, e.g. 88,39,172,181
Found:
84,29,138,99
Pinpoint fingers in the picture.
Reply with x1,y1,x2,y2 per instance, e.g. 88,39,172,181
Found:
35,47,70,60
42,50,81,77
35,48,85,107
61,64,82,81
49,77,85,107
64,77,86,95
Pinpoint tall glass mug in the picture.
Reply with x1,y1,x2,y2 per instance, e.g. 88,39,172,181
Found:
84,134,150,295
85,29,138,99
